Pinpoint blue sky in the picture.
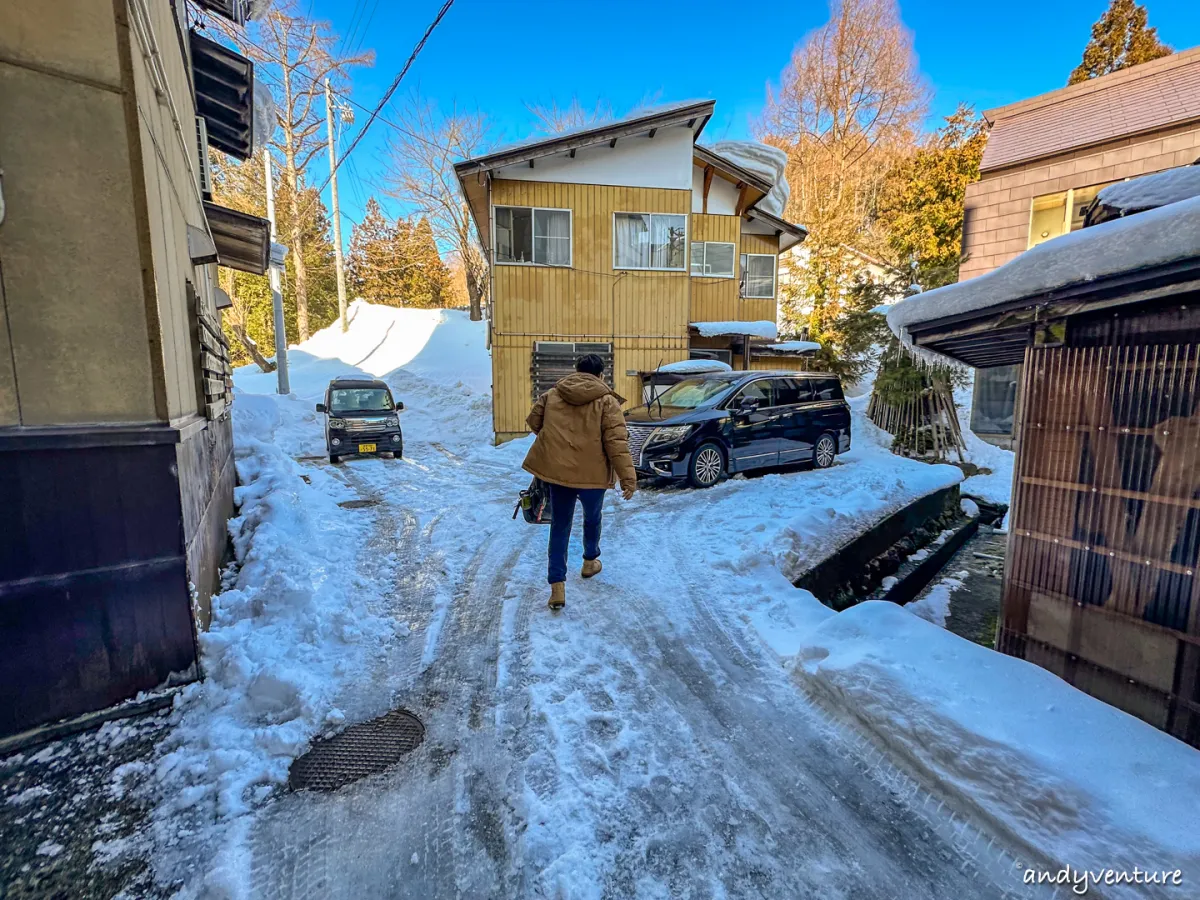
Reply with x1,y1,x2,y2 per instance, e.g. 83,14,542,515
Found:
306,0,1200,228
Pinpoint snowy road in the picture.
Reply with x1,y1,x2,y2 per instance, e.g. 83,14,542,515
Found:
151,305,1039,898
244,417,1020,899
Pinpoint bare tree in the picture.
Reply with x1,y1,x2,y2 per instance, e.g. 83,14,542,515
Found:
384,99,490,321
524,97,613,134
230,3,372,340
758,0,927,331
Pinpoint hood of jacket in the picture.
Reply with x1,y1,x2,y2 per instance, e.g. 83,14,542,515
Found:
554,372,624,406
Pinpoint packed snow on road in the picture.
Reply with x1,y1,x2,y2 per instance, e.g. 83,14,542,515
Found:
127,302,1200,899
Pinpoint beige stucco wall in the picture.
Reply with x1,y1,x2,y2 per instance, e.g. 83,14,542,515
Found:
961,123,1200,282
0,2,160,425
0,0,215,426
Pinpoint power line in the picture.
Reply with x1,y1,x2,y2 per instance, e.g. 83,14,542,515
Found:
348,0,382,58
310,0,455,199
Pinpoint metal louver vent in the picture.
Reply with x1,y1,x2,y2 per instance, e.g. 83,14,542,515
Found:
195,117,213,197
530,341,614,400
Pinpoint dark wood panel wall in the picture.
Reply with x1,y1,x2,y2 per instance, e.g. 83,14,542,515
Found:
1000,300,1200,746
0,426,211,736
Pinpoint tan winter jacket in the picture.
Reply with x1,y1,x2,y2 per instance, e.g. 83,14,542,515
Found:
522,373,638,491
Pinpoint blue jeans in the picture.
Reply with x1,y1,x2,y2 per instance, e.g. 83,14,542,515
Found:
547,483,606,584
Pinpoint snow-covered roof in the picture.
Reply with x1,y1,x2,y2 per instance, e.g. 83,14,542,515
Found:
763,341,821,354
1095,166,1200,215
690,320,778,340
706,141,791,219
657,359,733,374
887,193,1200,342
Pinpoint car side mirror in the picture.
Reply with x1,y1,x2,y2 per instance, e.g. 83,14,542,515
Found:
736,398,760,415
396,401,405,411
315,403,327,413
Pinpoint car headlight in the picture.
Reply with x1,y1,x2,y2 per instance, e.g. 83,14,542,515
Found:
386,416,399,427
328,417,346,429
646,425,692,447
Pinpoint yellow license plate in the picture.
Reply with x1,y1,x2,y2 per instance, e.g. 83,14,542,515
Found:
358,443,377,453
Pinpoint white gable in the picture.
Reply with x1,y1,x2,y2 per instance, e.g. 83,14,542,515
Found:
494,124,694,190
691,165,739,215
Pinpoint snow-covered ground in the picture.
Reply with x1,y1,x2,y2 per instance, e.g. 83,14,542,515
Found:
130,302,1197,898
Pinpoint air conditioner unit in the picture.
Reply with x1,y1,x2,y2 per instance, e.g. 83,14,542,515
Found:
195,116,213,197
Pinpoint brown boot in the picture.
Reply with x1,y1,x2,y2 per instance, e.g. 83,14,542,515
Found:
581,559,602,579
548,582,566,609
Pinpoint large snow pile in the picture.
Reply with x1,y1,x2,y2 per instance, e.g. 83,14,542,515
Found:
1096,165,1200,214
795,601,1200,890
887,195,1200,342
691,320,778,339
707,140,791,218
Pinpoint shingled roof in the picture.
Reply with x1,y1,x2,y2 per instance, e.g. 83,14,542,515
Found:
980,48,1200,173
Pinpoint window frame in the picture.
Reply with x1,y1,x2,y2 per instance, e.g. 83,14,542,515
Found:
727,377,773,409
740,252,777,299
493,204,573,268
690,240,737,279
612,211,689,272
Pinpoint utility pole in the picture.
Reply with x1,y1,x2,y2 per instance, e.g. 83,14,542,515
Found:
263,148,290,395
325,78,349,333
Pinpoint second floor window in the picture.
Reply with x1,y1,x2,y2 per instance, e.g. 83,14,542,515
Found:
613,212,686,270
740,253,775,298
495,206,571,266
690,241,736,278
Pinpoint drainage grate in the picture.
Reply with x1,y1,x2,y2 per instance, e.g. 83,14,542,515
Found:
288,709,425,792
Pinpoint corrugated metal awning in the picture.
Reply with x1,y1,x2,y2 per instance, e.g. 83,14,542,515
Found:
190,30,255,161
204,201,270,275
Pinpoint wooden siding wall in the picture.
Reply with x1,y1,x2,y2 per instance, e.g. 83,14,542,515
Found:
961,122,1200,282
750,355,812,373
490,179,690,435
1000,340,1200,746
691,213,741,322
739,231,780,322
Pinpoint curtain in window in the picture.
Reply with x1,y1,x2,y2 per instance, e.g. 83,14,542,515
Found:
741,254,774,298
534,209,571,266
650,214,686,269
614,213,651,268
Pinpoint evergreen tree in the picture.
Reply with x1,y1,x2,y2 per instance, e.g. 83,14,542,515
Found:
400,217,452,308
1068,0,1172,85
877,105,988,290
347,197,407,306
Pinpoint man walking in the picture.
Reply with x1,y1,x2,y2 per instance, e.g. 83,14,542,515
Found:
523,354,637,609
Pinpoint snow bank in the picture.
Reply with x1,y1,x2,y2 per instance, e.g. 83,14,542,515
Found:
1096,165,1200,214
795,601,1200,888
765,340,820,353
657,358,732,373
706,140,791,218
955,376,1016,507
691,320,777,339
887,194,1200,340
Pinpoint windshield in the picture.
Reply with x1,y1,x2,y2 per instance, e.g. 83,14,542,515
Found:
329,388,394,413
653,378,735,409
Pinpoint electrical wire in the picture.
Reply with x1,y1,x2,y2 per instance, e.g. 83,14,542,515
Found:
309,0,455,200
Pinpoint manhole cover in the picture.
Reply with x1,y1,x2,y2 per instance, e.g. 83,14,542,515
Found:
338,498,380,509
288,709,425,792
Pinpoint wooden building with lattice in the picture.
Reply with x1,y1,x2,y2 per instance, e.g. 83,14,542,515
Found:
887,165,1200,747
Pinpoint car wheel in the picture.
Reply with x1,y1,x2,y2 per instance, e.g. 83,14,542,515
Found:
688,442,725,488
813,433,837,469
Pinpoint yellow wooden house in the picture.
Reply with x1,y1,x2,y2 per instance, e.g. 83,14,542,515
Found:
454,101,809,442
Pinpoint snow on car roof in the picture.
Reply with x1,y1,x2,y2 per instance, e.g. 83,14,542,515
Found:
887,193,1200,341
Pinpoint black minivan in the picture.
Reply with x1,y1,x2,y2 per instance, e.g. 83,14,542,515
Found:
624,371,851,488
315,377,404,463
